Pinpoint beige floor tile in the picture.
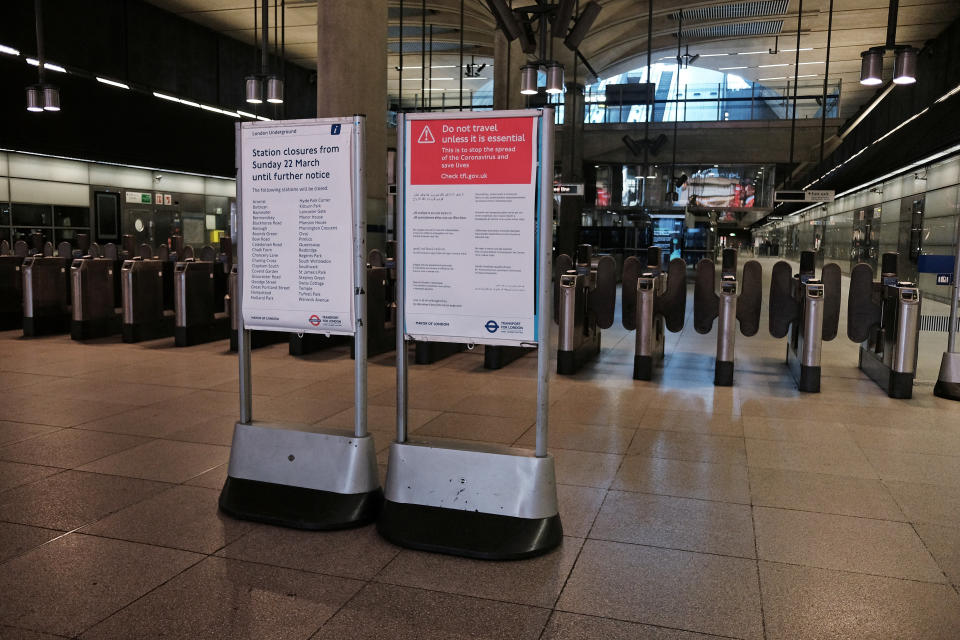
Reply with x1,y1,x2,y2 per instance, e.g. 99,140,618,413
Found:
255,395,355,424
0,461,61,493
638,409,743,437
741,416,856,444
542,612,726,639
0,421,61,447
914,523,960,586
0,391,139,428
612,456,750,503
375,536,583,608
0,624,67,639
556,539,763,639
552,449,623,488
0,470,169,531
80,557,363,640
0,522,61,563
0,533,201,637
628,430,746,465
184,463,228,489
864,449,960,487
73,402,234,439
312,582,551,640
885,481,960,527
78,439,230,483
556,484,606,538
318,405,439,435
217,523,398,580
80,485,251,554
748,467,905,520
760,561,960,640
590,490,755,558
745,438,877,478
549,390,648,427
754,506,944,582
850,424,960,456
413,412,533,444
0,429,149,469
515,421,635,454
163,414,239,446
451,393,539,421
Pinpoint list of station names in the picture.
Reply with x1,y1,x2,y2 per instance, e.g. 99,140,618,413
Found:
240,121,355,334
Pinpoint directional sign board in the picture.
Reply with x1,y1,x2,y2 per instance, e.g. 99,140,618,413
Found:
775,189,835,203
554,182,584,196
239,119,356,335
402,111,541,345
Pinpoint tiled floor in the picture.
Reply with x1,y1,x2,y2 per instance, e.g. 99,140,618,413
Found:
1,256,959,639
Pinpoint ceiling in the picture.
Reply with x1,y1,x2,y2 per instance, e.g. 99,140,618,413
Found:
146,0,960,119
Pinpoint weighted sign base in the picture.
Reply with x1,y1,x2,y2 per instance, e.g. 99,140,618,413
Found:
859,346,914,399
934,352,960,402
379,439,562,560
220,422,381,530
714,360,734,387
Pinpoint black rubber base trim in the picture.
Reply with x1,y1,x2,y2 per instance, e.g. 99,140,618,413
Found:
219,476,383,530
934,380,960,402
557,349,577,375
485,345,532,370
174,319,229,347
797,364,821,393
289,333,347,356
556,332,601,376
0,310,21,331
888,370,914,400
414,341,465,365
633,354,653,380
859,346,914,399
71,315,121,341
714,360,734,387
122,318,175,343
22,314,70,337
377,499,563,560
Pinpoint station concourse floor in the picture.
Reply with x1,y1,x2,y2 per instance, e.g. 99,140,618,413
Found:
1,256,960,639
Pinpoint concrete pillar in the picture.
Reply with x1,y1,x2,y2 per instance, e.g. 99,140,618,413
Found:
493,31,526,111
316,1,387,251
557,80,585,258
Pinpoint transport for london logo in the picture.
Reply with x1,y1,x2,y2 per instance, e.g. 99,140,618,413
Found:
485,320,499,333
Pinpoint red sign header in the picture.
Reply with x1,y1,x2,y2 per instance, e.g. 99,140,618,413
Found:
409,116,536,185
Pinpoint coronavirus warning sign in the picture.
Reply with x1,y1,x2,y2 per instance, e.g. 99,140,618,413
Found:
403,112,540,345
409,117,536,186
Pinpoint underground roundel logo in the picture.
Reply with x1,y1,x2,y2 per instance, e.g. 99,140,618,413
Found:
485,320,499,333
308,314,321,327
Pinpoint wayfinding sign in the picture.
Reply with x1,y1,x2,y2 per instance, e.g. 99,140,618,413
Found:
239,119,356,334
402,112,541,345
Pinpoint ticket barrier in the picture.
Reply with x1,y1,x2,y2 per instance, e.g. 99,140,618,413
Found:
227,265,288,352
769,251,841,392
22,244,72,337
173,257,229,347
848,252,921,399
693,249,762,387
554,244,616,375
70,255,122,340
121,256,175,342
622,248,687,380
0,240,25,330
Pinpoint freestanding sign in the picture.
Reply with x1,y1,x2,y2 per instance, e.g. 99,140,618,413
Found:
239,120,355,335
403,115,539,345
380,109,561,560
219,116,382,530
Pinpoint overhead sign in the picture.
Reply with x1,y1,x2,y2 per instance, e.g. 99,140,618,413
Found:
239,119,356,335
918,254,956,274
554,182,584,196
403,112,540,345
775,189,835,203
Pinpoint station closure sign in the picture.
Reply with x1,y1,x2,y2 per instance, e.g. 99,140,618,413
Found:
402,112,540,345
239,119,355,335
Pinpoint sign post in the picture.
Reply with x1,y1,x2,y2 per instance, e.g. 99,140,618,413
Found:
379,108,561,559
219,116,382,529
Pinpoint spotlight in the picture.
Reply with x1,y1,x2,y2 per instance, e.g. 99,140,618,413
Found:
26,86,43,112
859,49,883,86
546,63,564,94
266,75,284,103
42,85,60,111
245,75,263,104
520,65,538,95
893,47,917,85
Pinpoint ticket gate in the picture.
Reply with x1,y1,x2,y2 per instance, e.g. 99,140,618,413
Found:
22,251,72,337
769,251,841,392
554,244,616,375
0,240,25,330
227,265,287,352
848,252,921,399
173,258,229,346
121,256,174,342
693,249,762,386
70,256,122,340
622,247,687,380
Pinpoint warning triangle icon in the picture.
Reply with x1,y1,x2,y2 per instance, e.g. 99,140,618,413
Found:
417,125,436,144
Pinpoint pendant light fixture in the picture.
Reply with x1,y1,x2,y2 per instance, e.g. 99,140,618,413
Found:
859,48,883,86
546,63,564,94
26,0,59,113
244,0,283,106
859,0,919,87
893,46,917,84
520,64,538,95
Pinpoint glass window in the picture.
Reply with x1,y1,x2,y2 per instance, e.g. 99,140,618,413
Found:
11,203,51,227
54,206,90,228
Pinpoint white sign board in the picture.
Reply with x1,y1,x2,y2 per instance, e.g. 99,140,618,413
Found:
239,119,355,335
805,189,835,202
402,112,541,345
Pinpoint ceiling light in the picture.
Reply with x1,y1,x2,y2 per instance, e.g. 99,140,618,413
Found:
546,63,564,94
797,61,825,65
893,47,917,85
520,64,538,95
758,63,788,68
860,49,883,86
179,98,200,108
758,76,786,81
25,58,65,72
736,51,768,55
698,53,729,58
245,75,262,103
42,85,60,111
266,75,284,103
96,77,129,89
255,115,272,122
26,86,43,112
153,92,179,102
463,77,488,80
719,66,748,70
0,44,20,56
237,110,257,119
782,48,813,52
